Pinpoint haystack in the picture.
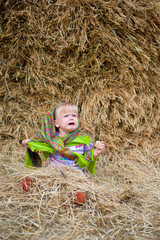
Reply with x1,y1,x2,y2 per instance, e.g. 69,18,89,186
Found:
0,0,160,239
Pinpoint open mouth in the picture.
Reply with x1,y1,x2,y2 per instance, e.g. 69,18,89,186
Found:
68,123,75,125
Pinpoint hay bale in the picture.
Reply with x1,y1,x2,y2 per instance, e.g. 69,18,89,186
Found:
0,0,160,141
0,0,160,239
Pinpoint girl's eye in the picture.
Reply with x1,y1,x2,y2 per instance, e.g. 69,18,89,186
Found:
63,115,68,118
72,114,77,117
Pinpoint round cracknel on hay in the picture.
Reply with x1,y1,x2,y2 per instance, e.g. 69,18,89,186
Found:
74,192,85,206
21,177,33,192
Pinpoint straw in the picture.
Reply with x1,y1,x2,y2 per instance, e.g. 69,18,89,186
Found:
0,0,160,239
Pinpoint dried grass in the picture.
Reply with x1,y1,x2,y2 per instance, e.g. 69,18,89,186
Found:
0,139,160,239
0,0,160,239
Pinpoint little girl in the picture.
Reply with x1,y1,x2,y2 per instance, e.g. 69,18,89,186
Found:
22,103,105,175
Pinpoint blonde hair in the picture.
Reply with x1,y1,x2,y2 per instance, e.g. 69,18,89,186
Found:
55,103,78,120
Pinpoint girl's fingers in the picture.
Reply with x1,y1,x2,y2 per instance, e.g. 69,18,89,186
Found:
98,144,105,150
98,146,105,153
22,139,30,145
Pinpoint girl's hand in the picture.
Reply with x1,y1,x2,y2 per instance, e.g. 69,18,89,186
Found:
94,141,105,158
22,139,38,153
22,139,31,148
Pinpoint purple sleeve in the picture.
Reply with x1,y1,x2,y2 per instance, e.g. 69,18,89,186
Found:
84,142,93,152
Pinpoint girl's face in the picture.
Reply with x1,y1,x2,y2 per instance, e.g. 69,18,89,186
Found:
55,107,78,136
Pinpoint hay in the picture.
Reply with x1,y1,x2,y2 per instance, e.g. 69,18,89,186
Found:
0,0,160,239
1,0,160,139
0,140,160,239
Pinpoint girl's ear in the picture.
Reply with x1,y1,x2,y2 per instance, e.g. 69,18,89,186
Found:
55,120,59,128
